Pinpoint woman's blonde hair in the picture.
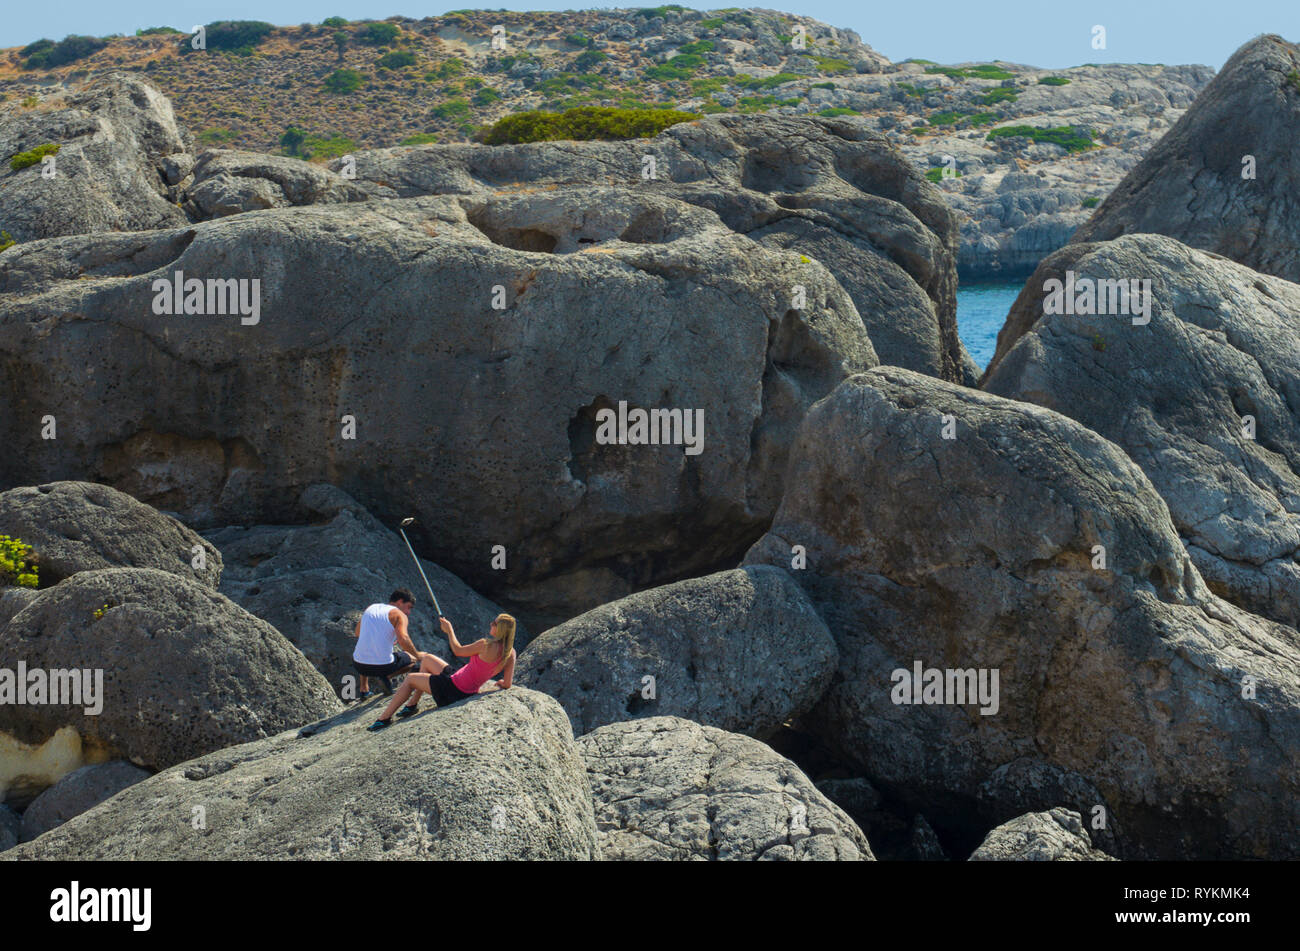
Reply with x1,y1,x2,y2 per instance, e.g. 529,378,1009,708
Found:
490,613,516,667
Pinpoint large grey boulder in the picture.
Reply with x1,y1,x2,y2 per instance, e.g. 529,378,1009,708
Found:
744,367,1300,859
7,688,598,860
182,149,367,219
19,760,150,842
1071,35,1300,282
0,74,190,243
341,114,971,383
0,189,874,624
0,481,221,588
517,565,837,738
969,808,1116,861
0,568,342,776
206,484,519,692
579,716,872,860
984,234,1300,629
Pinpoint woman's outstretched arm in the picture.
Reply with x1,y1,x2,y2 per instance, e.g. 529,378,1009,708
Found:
499,651,515,689
440,616,485,657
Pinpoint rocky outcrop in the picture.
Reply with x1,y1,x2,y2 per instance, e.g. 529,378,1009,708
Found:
893,63,1213,281
1071,35,1300,283
0,73,190,243
6,689,598,860
206,484,518,691
579,716,872,860
0,189,874,624
517,565,837,738
338,114,969,383
745,367,1300,859
969,808,1116,861
0,481,221,588
181,149,367,219
0,568,342,777
18,760,150,842
984,234,1300,630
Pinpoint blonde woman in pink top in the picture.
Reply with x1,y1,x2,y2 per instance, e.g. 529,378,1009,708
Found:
367,613,517,731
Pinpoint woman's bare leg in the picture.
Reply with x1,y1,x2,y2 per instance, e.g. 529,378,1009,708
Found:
380,673,430,720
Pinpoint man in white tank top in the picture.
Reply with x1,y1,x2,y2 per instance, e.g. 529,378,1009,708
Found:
351,589,423,698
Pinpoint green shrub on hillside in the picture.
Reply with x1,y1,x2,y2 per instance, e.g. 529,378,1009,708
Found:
322,17,349,28
634,5,689,17
431,99,472,121
1038,76,1071,85
400,132,440,145
23,35,107,69
300,134,356,160
9,142,60,171
197,127,238,145
480,105,697,145
925,167,962,183
574,49,607,72
1081,196,1101,208
987,124,1095,152
980,87,1018,105
811,55,852,73
678,40,715,55
735,72,801,90
200,21,274,55
926,63,1014,81
376,49,417,70
0,231,16,253
324,68,366,94
358,22,400,45
137,26,182,36
426,58,467,81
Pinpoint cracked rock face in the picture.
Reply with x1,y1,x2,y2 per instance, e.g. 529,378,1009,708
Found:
334,113,970,383
0,73,191,242
5,689,598,860
984,234,1300,630
579,716,873,860
517,565,837,739
969,808,1115,861
1072,35,1300,283
744,367,1300,859
0,189,874,624
0,480,222,589
181,149,368,219
0,567,342,773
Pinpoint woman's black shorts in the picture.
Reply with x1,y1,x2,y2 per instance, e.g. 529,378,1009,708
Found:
427,668,474,708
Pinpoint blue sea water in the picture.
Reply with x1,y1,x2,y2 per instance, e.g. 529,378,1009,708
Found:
956,281,1023,372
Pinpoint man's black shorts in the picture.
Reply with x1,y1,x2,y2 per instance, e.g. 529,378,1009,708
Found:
427,668,474,708
352,651,414,678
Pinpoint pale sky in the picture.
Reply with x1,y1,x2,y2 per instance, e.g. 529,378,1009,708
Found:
4,1,1296,70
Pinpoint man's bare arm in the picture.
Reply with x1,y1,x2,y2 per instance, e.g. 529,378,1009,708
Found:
390,609,419,656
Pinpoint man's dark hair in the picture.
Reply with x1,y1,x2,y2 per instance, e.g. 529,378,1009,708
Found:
390,588,415,605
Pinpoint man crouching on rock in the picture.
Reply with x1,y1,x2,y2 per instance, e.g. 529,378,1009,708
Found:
351,589,429,699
